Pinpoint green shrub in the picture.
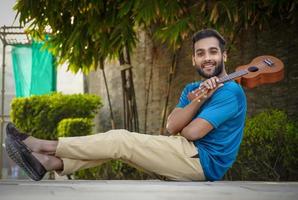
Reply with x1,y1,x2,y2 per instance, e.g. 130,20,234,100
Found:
227,109,298,181
57,118,93,137
10,92,102,139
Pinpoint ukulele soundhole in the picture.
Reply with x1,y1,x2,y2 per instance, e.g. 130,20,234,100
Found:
248,66,259,72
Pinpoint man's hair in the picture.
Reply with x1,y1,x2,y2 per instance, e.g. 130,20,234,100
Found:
192,29,226,54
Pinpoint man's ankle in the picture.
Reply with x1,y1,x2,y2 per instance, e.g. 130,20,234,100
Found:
23,137,41,152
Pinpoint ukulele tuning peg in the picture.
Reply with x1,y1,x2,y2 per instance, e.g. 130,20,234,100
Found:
264,58,274,67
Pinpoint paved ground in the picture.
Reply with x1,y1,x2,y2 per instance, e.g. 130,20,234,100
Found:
0,180,297,200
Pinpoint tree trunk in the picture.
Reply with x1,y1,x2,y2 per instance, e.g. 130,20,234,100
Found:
119,47,139,132
160,49,180,135
100,59,116,129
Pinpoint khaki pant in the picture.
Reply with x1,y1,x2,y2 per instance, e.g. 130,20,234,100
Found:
55,129,205,181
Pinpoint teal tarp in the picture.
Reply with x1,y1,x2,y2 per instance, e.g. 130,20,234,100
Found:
11,42,56,97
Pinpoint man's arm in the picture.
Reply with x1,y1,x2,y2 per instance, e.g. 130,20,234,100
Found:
180,117,213,141
166,77,222,135
166,99,205,135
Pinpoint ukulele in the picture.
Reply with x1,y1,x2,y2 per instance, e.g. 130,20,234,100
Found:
188,55,284,101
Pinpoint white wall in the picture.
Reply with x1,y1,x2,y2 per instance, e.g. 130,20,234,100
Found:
0,0,84,99
0,0,18,26
0,0,18,118
57,64,84,94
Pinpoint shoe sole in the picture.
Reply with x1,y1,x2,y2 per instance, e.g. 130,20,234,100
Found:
5,138,44,181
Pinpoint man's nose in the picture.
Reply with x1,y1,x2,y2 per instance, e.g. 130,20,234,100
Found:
204,53,211,61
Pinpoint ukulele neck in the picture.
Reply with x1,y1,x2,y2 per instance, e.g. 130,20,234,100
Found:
218,70,248,84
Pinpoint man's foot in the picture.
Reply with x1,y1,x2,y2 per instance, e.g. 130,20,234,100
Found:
5,137,47,181
6,122,30,141
32,152,63,171
6,122,58,154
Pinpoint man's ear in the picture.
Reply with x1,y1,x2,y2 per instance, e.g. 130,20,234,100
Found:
192,55,195,66
223,51,227,62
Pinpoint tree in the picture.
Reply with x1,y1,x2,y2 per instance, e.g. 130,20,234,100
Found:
14,0,296,132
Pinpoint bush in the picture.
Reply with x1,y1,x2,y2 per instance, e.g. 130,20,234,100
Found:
227,109,298,181
10,92,102,139
57,118,93,137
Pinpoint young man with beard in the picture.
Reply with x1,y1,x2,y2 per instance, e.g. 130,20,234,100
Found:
5,29,246,181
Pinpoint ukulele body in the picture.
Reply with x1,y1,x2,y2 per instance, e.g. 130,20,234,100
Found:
235,55,284,89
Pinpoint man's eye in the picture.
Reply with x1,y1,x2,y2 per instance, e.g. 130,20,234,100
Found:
211,50,218,54
197,52,204,57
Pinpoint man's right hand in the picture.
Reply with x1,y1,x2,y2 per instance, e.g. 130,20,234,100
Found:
188,77,223,102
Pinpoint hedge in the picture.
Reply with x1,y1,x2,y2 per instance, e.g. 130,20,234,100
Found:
10,92,102,139
227,109,298,181
57,118,94,137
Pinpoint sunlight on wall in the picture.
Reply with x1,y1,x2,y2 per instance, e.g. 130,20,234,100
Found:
57,63,84,94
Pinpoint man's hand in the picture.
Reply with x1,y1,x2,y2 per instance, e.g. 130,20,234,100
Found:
188,77,223,102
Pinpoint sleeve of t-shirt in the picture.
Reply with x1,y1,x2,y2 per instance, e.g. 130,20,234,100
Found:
196,90,239,128
176,84,191,108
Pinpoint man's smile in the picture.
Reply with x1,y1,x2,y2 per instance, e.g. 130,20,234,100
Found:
202,62,216,69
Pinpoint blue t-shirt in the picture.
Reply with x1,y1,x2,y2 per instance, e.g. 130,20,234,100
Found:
176,81,246,181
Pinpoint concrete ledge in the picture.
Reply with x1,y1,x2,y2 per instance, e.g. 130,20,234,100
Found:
0,180,297,200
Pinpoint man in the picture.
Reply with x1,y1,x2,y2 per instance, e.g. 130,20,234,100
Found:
5,29,246,181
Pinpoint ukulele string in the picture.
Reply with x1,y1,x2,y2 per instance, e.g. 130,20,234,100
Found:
194,57,275,101
220,58,275,83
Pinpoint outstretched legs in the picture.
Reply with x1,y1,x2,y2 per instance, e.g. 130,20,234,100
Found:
6,123,205,181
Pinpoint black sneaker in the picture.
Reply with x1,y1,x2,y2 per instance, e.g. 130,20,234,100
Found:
6,122,30,141
5,137,46,181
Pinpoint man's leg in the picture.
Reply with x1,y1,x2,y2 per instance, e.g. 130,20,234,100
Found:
54,129,205,181
20,129,205,181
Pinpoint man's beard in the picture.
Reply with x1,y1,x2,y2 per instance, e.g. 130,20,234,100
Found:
196,59,224,79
